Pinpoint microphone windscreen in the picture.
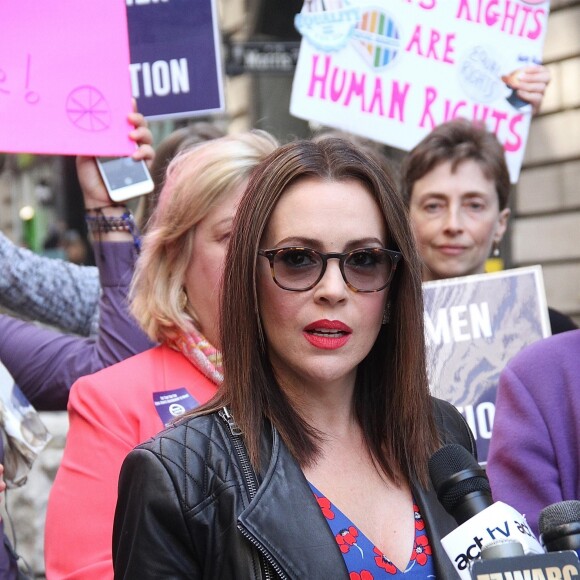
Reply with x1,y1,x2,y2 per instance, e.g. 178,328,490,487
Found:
539,500,580,535
428,443,491,514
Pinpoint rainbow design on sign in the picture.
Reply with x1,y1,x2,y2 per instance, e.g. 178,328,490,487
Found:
352,9,400,70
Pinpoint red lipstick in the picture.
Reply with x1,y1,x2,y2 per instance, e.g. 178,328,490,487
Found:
303,320,352,350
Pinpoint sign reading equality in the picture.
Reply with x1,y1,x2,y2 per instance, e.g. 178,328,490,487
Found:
126,0,224,120
0,0,135,156
290,0,550,182
423,266,551,463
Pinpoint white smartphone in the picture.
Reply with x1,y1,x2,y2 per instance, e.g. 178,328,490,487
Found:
96,156,154,202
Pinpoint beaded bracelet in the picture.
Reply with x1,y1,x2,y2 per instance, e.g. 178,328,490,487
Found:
85,209,141,252
85,203,127,213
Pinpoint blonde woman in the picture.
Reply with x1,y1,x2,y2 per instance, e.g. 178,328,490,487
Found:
44,131,278,580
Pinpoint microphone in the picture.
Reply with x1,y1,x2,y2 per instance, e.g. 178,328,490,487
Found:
539,500,580,554
479,539,525,560
469,501,580,580
470,501,580,579
429,443,493,525
429,444,544,579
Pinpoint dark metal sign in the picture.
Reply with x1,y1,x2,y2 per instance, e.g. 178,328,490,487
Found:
225,41,300,76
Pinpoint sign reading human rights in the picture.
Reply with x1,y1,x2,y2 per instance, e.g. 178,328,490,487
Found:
290,0,550,182
126,0,224,119
0,0,135,156
423,266,551,463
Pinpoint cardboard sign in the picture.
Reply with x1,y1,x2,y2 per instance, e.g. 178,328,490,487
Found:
0,0,135,156
127,0,224,119
0,362,51,488
290,0,550,182
423,266,551,463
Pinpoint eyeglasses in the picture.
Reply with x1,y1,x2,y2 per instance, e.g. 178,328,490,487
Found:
258,247,402,293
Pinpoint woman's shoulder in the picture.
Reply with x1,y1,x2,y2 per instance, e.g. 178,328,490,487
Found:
137,411,231,463
430,397,477,458
74,344,204,391
155,410,222,438
508,328,580,372
132,411,241,499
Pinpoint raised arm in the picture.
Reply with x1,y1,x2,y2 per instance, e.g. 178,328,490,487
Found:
0,231,100,336
0,238,154,410
0,110,156,410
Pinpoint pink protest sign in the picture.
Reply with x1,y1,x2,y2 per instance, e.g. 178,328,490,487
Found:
290,0,550,182
0,0,135,156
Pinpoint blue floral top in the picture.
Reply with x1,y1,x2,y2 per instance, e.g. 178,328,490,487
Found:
309,483,436,579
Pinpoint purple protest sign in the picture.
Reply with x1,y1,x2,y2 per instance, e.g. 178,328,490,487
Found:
126,0,224,120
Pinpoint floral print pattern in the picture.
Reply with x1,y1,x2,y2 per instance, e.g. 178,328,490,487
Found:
309,483,436,578
337,526,360,553
315,495,335,520
411,535,432,567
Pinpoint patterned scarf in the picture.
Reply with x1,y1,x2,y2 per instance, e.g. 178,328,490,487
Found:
168,327,223,385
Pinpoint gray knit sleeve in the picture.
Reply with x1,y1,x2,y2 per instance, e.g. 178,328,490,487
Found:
0,231,100,336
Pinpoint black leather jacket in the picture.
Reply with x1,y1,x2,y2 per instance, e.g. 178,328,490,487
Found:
113,398,475,579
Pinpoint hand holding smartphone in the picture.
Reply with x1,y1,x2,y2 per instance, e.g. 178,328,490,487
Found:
96,156,154,203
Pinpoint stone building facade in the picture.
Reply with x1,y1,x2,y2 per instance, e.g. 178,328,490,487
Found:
515,0,580,326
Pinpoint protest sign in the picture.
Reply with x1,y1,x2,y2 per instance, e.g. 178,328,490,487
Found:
290,0,550,182
0,362,51,488
127,0,224,119
0,0,135,156
423,266,551,463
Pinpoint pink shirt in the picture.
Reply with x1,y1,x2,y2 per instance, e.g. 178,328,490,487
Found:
45,344,217,579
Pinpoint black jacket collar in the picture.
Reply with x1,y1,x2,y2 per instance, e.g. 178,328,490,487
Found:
238,415,464,579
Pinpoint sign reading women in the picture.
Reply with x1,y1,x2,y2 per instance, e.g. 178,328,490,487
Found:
423,266,551,463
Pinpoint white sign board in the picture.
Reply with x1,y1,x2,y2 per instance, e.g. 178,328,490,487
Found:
0,362,51,487
423,266,551,463
290,0,550,182
441,501,544,579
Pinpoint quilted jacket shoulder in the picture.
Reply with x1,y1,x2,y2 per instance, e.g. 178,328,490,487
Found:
134,412,246,512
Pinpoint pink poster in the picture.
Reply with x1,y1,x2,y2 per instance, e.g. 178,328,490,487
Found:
0,0,135,156
291,0,550,183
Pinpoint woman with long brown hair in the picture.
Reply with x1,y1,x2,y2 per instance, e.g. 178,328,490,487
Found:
113,138,475,579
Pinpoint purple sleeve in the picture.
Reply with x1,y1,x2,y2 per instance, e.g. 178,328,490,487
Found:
487,357,562,537
0,242,155,411
91,241,155,366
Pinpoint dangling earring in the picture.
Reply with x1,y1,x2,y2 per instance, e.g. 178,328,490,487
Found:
492,241,500,258
382,302,391,325
178,287,188,311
